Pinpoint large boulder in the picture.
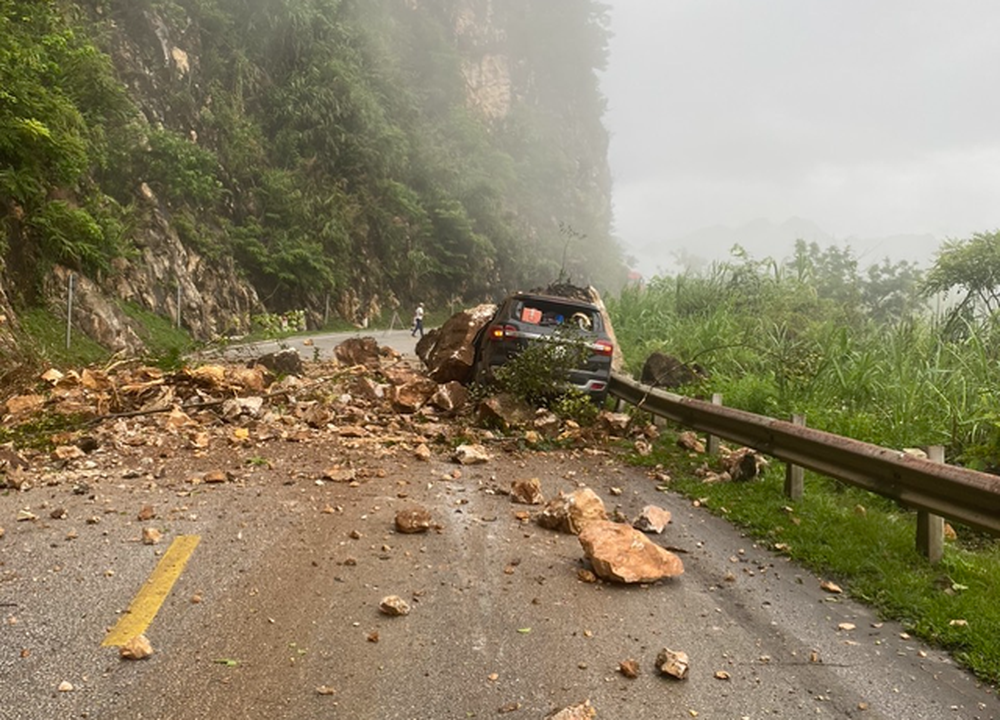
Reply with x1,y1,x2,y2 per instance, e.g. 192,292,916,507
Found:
334,337,381,367
418,303,496,383
537,489,608,534
578,520,685,583
641,352,706,389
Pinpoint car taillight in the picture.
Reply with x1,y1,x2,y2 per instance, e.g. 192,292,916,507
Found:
594,339,614,356
488,324,516,340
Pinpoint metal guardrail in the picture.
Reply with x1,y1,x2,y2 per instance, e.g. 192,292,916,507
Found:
608,372,1000,537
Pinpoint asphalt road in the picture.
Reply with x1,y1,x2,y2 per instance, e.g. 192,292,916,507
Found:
203,328,423,365
2,442,998,719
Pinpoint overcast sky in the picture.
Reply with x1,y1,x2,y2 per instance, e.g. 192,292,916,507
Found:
600,0,1000,268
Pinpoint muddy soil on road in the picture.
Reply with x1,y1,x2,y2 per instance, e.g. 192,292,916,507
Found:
1,356,999,719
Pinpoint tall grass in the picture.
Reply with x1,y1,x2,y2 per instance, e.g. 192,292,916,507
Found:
608,266,1000,468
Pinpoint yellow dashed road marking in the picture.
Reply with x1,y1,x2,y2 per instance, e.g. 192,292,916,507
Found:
101,535,201,647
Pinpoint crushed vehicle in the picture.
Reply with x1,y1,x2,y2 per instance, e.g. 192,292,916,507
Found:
471,290,615,402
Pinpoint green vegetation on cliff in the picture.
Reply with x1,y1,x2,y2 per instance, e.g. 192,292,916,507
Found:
1,0,622,330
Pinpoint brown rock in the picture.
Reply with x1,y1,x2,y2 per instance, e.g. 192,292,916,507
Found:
429,381,468,413
677,431,705,453
453,444,492,465
120,634,154,660
391,378,440,413
323,466,357,483
596,411,631,435
655,648,690,679
545,700,597,719
510,478,545,505
537,489,608,535
253,348,303,376
203,470,229,484
417,304,497,383
720,447,767,481
4,394,45,416
477,393,535,431
142,527,163,545
53,445,86,461
632,505,672,534
395,506,432,534
413,443,432,461
334,337,381,367
579,520,684,583
137,505,156,521
619,659,640,679
378,595,411,616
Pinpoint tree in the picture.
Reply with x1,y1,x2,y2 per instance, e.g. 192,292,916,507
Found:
922,231,1000,329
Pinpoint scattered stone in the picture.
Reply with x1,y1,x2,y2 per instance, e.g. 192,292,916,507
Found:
838,623,856,631
16,510,37,522
477,393,535,431
0,527,4,539
429,381,468,413
203,470,229,484
413,443,431,461
714,670,730,680
378,595,411,616
545,700,596,719
52,445,86,461
142,527,163,545
577,569,597,583
334,337,381,367
656,648,690,679
57,681,74,692
498,701,522,713
395,506,432,534
677,431,705,453
453,444,492,465
720,446,767,481
537,489,608,535
367,631,379,643
253,348,303,376
316,685,337,696
632,505,672,534
49,508,67,520
510,478,545,505
5,394,45,416
323,467,357,483
820,580,843,594
578,520,684,583
137,505,156,521
944,523,957,541
119,634,154,660
619,659,640,679
391,378,439,413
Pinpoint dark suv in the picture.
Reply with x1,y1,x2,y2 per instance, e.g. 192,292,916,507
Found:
472,291,614,401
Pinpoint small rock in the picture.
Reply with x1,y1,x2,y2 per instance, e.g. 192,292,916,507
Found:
537,489,608,535
677,431,705,453
57,681,74,692
142,527,163,545
316,685,337,696
546,700,596,719
619,659,640,678
820,580,842,594
656,648,690,679
633,505,672,534
379,595,411,616
49,508,67,520
16,510,37,522
203,470,229,484
119,634,154,660
453,444,491,465
413,443,431,461
510,478,545,505
137,505,156,521
395,507,432,534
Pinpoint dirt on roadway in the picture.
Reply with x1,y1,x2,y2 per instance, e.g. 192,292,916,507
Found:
1,355,999,719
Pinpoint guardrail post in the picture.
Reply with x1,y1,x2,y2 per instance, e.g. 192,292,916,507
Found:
784,414,806,500
916,445,945,564
706,394,722,454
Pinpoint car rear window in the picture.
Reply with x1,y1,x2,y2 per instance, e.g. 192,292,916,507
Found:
509,298,601,332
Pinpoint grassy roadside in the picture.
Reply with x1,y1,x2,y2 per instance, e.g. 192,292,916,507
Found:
627,430,1000,686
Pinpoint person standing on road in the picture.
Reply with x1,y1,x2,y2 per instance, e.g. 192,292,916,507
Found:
411,303,425,338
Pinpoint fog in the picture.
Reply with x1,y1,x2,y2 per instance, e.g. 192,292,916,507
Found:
600,0,1000,276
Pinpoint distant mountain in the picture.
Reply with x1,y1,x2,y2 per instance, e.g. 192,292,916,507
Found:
633,218,941,277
